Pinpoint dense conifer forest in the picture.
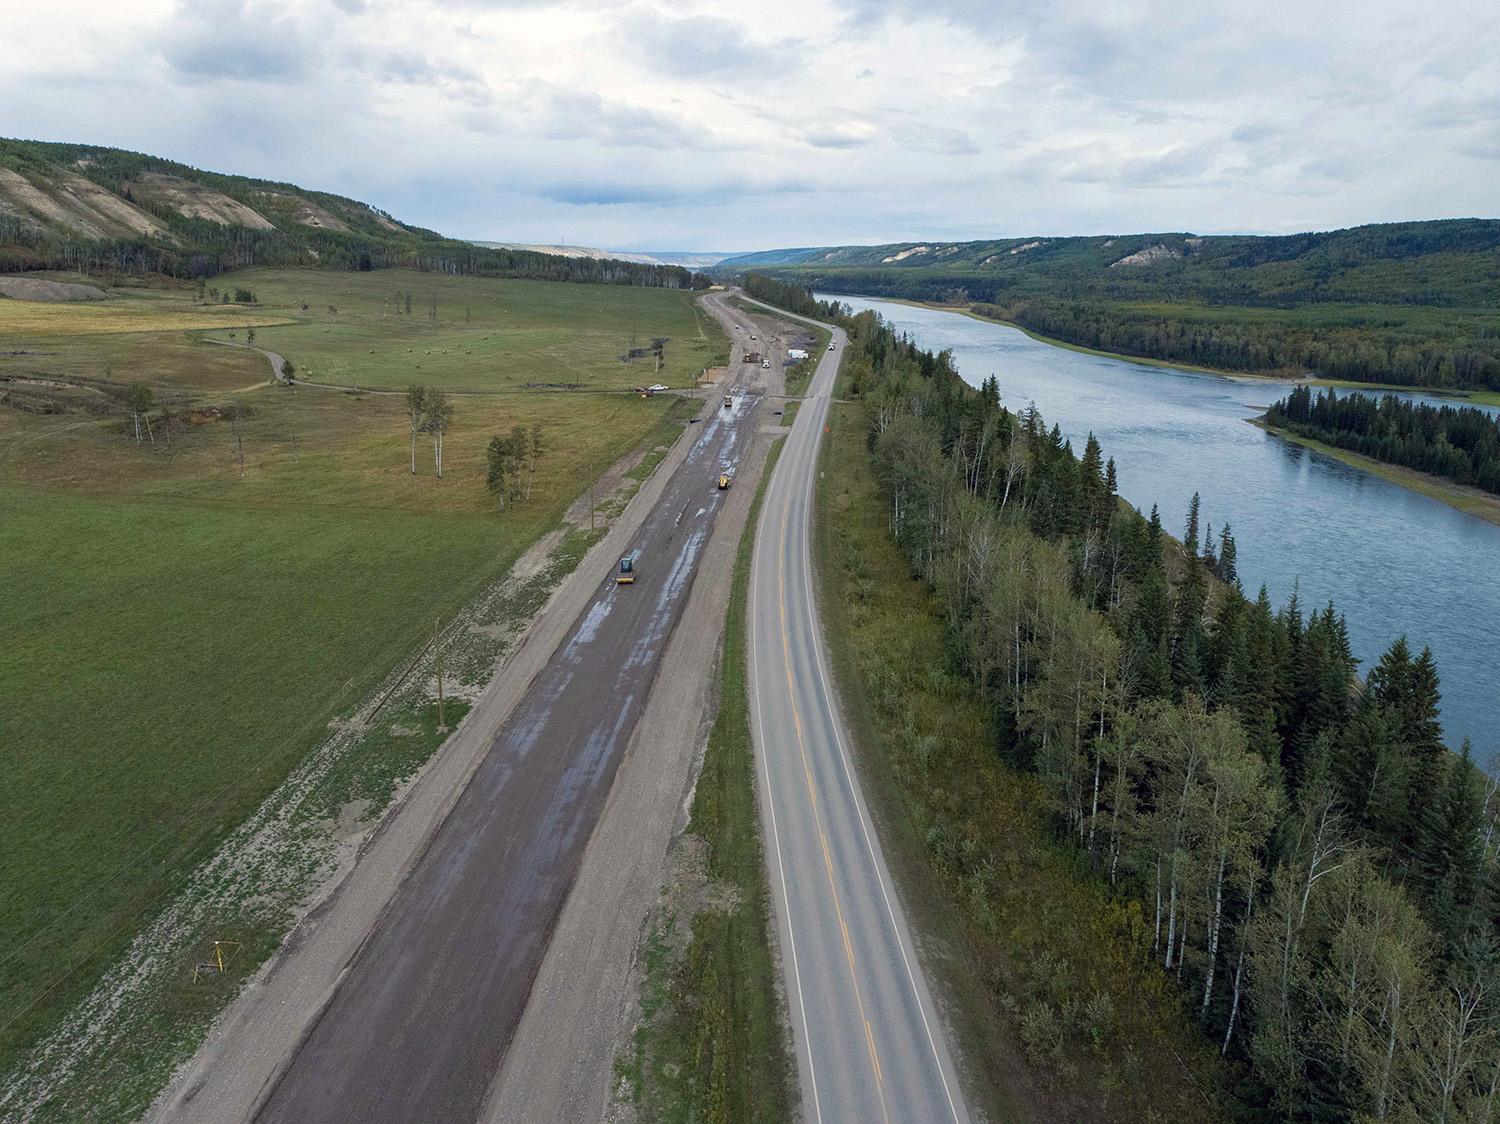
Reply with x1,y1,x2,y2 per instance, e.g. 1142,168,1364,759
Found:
749,272,1500,1121
1266,386,1500,494
976,300,1500,392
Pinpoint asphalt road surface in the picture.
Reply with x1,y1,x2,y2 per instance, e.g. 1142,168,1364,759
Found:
746,299,971,1123
255,293,766,1123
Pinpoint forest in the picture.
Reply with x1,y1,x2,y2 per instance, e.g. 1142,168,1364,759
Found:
747,271,1500,1122
1266,386,1500,495
978,299,1500,392
0,138,708,290
730,220,1500,392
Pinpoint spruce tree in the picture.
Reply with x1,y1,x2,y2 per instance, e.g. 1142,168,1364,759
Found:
1218,524,1239,588
1369,639,1446,857
1417,742,1485,949
1129,569,1174,700
1171,563,1209,697
1332,703,1409,848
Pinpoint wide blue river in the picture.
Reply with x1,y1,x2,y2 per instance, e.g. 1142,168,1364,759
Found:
825,294,1500,759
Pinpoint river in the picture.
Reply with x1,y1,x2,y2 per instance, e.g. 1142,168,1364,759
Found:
824,294,1500,759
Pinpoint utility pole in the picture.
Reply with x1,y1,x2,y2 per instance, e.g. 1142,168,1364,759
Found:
434,618,448,733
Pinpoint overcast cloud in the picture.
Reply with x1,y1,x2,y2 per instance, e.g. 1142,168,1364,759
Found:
1,0,1496,251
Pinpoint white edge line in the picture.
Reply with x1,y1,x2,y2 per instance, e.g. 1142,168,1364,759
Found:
797,327,968,1124
745,310,825,1124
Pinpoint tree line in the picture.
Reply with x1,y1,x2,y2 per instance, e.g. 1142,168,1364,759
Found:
970,299,1500,393
763,282,1500,1122
0,214,708,290
1267,385,1500,495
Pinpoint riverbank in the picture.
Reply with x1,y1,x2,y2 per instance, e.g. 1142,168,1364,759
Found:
1307,378,1500,408
848,296,1500,405
854,293,1500,530
1251,416,1500,528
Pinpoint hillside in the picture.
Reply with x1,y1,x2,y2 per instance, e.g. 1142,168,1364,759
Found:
717,220,1500,307
0,138,706,289
727,220,1500,392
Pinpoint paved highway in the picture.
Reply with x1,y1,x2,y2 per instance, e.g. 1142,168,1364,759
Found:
254,293,767,1123
746,299,971,1123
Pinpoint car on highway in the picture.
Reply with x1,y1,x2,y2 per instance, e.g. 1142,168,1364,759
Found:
828,341,836,351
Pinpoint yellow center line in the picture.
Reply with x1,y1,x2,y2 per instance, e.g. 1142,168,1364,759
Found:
777,500,891,1124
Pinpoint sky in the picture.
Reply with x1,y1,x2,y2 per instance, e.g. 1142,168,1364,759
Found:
2,0,1498,252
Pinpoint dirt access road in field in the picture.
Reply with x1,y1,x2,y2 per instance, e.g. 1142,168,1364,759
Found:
234,294,765,1123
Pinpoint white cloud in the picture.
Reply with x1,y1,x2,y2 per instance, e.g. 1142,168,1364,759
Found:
0,0,1495,250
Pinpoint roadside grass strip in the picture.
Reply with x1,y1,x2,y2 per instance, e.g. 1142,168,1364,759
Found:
620,439,796,1124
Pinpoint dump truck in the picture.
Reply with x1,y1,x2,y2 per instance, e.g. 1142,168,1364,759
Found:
616,553,637,585
743,351,762,364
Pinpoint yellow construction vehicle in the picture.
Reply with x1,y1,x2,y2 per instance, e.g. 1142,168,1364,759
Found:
616,553,637,584
718,471,732,490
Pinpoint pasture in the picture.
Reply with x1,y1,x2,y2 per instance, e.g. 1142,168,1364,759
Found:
0,268,723,1076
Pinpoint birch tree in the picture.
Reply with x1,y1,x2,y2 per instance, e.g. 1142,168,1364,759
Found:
1199,738,1280,1018
486,433,516,510
528,421,544,500
405,384,426,474
423,388,454,479
125,383,153,444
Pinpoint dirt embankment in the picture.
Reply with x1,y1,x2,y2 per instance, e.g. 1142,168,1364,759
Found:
0,276,108,302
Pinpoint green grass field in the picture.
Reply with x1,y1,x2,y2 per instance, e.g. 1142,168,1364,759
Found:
1,268,723,395
0,268,725,1083
207,268,725,392
0,487,510,1048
